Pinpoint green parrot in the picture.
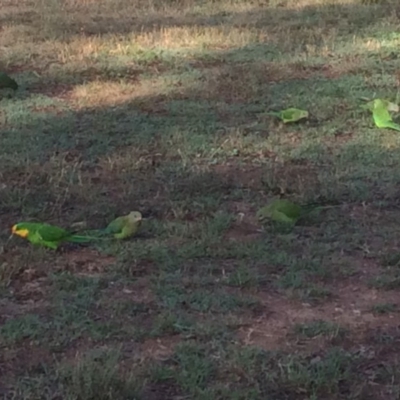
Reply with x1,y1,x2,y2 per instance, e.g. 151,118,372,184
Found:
0,72,18,90
257,199,304,224
370,99,400,131
11,222,99,250
361,98,399,113
267,108,309,123
103,211,143,239
256,199,328,225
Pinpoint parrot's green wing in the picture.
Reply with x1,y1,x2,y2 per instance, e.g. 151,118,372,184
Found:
105,211,143,240
267,108,309,123
0,72,18,90
273,199,303,219
368,99,400,131
104,216,125,234
26,231,59,249
36,224,72,241
257,199,303,224
257,207,298,223
280,108,309,123
35,224,100,246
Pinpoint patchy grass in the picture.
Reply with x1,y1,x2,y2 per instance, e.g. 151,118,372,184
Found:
2,0,400,398
293,320,346,339
371,302,398,315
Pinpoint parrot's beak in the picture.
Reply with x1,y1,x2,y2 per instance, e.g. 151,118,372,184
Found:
11,225,17,234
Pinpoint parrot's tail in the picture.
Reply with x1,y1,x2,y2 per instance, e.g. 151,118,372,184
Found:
302,203,341,215
388,122,400,132
68,234,108,243
73,228,111,237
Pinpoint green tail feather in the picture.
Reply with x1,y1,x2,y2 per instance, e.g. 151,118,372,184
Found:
387,122,400,132
78,228,110,237
67,234,109,243
302,203,340,216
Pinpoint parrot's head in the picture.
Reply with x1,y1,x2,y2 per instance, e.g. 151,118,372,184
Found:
11,223,30,238
128,211,143,223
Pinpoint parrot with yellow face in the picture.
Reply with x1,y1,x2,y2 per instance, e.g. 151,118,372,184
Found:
11,222,98,250
12,211,144,250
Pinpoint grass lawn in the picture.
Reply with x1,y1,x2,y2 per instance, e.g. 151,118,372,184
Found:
2,0,400,398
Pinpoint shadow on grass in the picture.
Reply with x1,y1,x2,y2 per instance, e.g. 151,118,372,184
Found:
2,32,400,226
3,5,400,398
